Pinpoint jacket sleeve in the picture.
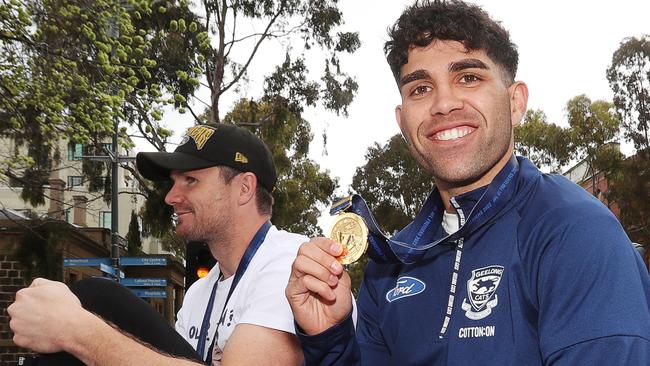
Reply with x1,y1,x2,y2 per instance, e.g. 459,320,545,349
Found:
530,208,650,364
297,314,360,366
297,263,393,365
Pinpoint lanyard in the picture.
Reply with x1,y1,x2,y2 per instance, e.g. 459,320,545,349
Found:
196,221,272,362
331,156,520,264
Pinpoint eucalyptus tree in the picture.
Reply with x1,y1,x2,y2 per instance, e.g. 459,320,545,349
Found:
607,36,650,150
514,110,572,173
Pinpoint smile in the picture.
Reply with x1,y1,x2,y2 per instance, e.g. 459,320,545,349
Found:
431,126,476,141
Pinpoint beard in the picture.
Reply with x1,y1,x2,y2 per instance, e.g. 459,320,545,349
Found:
411,129,512,185
406,110,513,189
175,207,234,245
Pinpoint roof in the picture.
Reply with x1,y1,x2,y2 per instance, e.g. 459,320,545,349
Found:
0,208,30,221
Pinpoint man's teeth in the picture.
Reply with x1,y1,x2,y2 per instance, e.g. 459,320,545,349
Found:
433,127,474,141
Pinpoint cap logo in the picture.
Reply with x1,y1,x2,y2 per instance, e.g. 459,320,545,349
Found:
234,152,248,163
183,126,214,150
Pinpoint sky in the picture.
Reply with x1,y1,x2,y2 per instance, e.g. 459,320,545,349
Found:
145,0,649,230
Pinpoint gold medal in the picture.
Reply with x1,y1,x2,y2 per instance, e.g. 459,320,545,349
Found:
328,212,369,265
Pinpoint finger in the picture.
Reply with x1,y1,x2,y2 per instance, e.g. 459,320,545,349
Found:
30,277,50,287
298,242,344,276
300,274,336,302
292,254,340,286
13,333,29,349
309,237,344,257
6,302,16,317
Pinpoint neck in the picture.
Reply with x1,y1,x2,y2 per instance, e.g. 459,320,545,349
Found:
208,214,269,279
437,151,514,212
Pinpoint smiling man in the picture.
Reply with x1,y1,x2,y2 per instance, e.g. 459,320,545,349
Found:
9,124,304,365
285,1,650,365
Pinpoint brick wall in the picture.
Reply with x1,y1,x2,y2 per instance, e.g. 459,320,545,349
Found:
0,255,35,365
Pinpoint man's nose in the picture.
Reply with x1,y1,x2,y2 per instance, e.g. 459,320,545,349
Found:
164,183,182,206
429,83,463,116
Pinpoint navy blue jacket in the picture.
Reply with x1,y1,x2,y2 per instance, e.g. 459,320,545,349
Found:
299,157,650,365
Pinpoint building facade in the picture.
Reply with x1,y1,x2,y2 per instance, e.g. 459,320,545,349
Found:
0,137,162,254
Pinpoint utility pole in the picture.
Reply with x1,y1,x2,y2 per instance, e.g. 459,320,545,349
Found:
82,127,135,279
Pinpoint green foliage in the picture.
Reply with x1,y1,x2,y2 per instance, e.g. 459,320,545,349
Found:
566,95,621,160
607,149,650,247
16,122,54,206
202,0,360,122
514,110,572,172
14,222,65,282
1,0,204,205
515,96,621,180
126,210,142,255
346,255,368,297
607,36,650,150
566,95,621,195
348,134,433,292
160,231,186,259
140,180,174,238
352,134,433,232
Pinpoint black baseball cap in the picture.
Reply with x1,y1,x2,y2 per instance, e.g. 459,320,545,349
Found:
136,124,277,191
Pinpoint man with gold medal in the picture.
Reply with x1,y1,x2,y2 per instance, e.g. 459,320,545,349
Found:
285,1,650,365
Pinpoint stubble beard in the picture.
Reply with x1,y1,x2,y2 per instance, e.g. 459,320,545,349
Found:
408,118,513,191
176,209,233,245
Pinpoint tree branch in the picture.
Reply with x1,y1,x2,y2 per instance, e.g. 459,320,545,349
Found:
186,103,202,123
220,0,287,95
224,5,237,59
224,21,306,47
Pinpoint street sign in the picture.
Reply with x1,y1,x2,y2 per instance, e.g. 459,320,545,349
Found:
99,263,124,278
64,258,110,267
121,278,167,287
131,289,167,298
120,257,167,266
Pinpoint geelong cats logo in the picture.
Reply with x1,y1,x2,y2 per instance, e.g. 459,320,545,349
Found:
461,265,504,320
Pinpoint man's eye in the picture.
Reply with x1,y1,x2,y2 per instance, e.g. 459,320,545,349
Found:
459,74,480,84
186,177,197,184
411,85,432,96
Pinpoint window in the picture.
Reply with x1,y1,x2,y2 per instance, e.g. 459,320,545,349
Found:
67,143,83,160
100,211,111,229
65,209,71,223
67,176,84,187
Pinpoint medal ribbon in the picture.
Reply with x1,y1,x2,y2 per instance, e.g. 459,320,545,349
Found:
331,156,520,264
196,221,272,362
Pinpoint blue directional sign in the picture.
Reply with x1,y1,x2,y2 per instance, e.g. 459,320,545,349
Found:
99,263,124,278
131,289,167,298
121,278,167,287
64,258,110,267
120,257,167,266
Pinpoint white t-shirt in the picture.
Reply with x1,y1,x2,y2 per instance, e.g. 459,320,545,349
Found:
175,225,307,361
442,210,460,235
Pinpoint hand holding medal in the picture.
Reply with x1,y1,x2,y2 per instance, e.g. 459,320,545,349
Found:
328,212,369,265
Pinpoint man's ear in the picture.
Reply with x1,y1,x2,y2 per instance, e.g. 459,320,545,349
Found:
395,105,406,136
237,172,257,206
509,81,529,127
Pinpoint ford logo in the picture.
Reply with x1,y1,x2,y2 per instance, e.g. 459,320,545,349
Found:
385,276,426,302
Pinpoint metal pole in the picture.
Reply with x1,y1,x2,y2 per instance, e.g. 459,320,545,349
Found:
111,120,120,279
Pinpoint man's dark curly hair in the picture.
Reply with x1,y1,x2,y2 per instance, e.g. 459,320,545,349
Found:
385,0,518,86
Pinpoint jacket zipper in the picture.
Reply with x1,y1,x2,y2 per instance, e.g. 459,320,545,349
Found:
438,197,465,339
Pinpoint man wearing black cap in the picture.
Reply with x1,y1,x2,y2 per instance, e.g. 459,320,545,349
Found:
9,124,305,365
